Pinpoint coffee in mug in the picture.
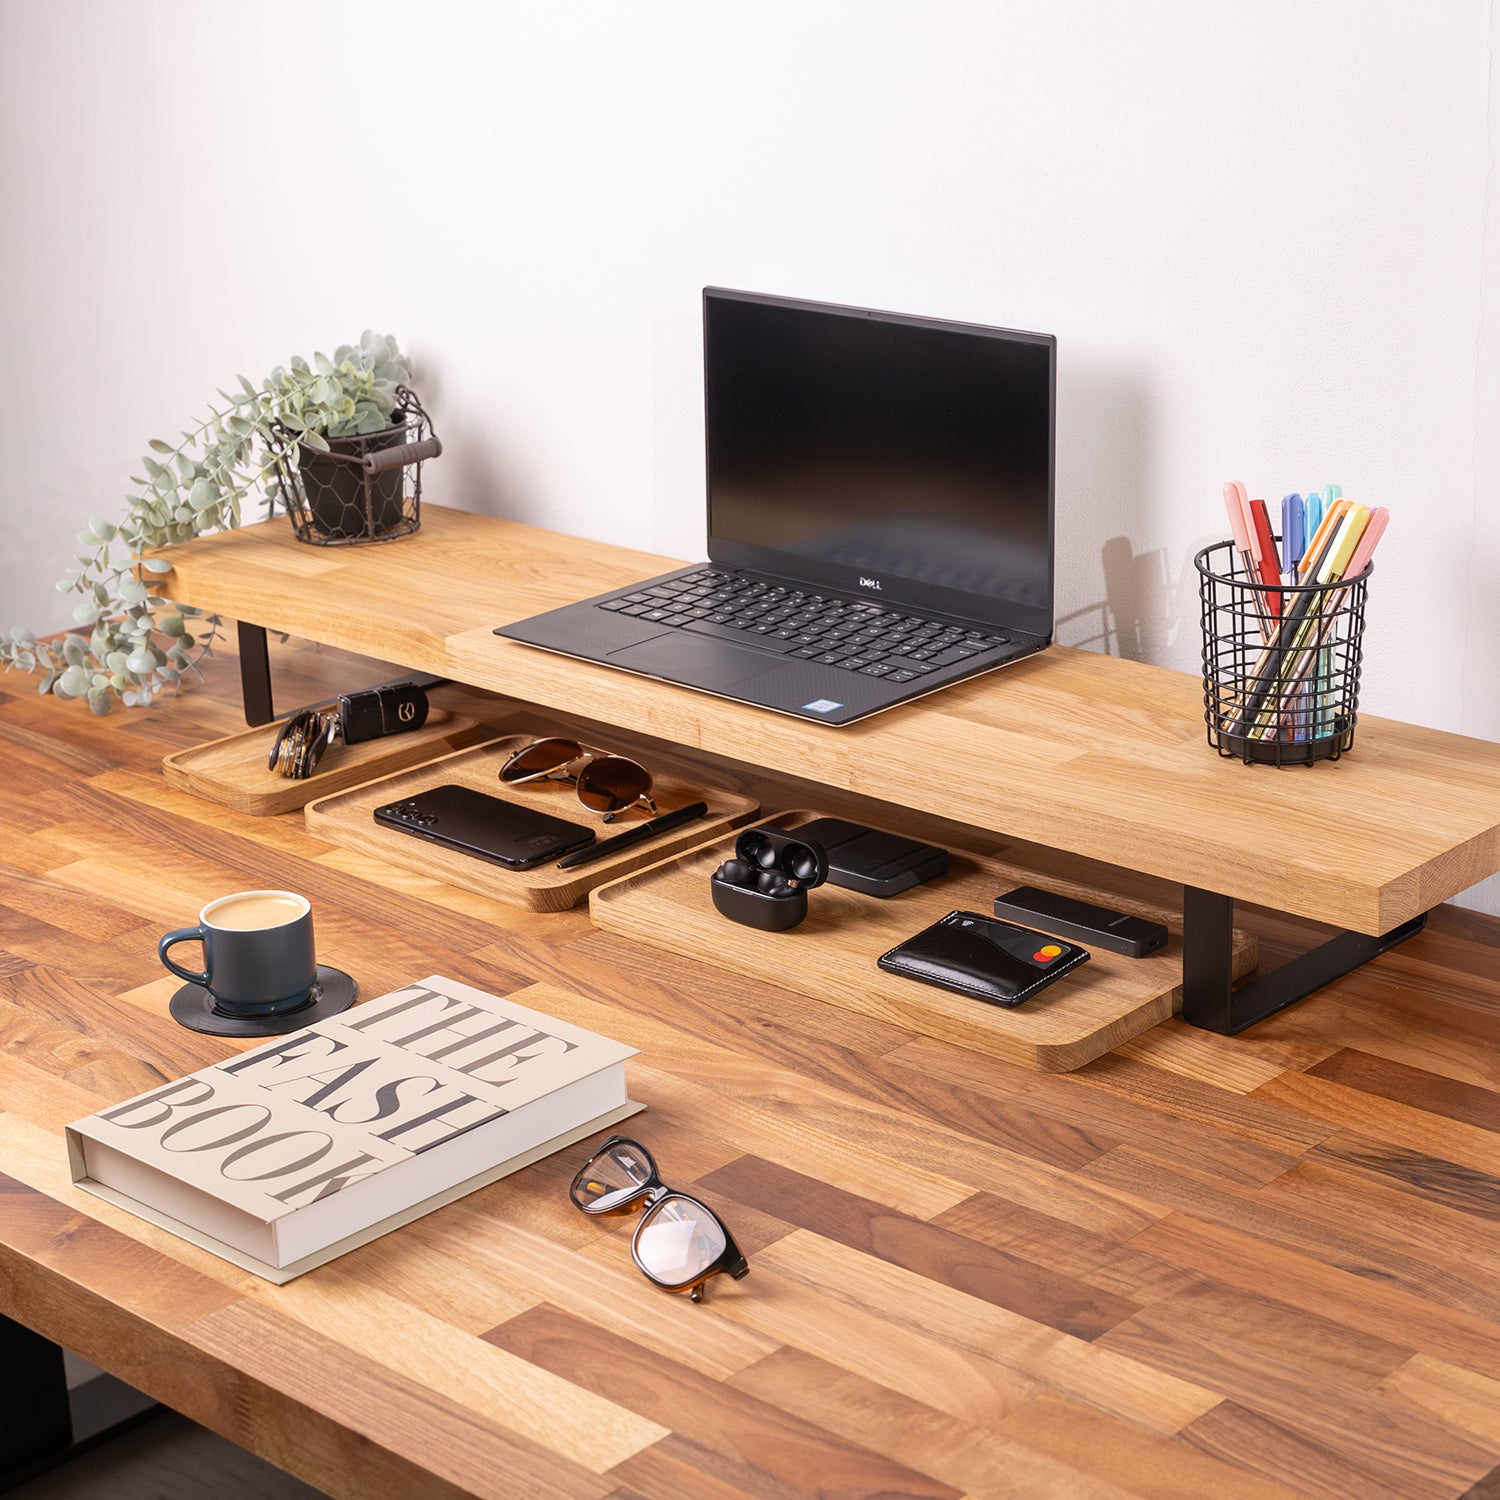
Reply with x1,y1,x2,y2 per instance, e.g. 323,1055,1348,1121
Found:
158,890,317,1015
203,892,307,930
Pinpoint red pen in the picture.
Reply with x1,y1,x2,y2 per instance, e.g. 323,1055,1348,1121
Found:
1247,497,1282,617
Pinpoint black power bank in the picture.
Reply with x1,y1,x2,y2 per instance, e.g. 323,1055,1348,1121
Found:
795,818,949,897
992,885,1169,958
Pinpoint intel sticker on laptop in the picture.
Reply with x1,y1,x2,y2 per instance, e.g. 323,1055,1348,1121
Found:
802,699,844,714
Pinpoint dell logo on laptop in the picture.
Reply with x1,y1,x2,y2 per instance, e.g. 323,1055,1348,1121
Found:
859,577,882,590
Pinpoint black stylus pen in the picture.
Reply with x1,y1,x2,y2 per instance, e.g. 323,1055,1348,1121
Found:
556,801,710,870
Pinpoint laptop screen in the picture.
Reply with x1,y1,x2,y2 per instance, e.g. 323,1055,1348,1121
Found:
704,288,1055,638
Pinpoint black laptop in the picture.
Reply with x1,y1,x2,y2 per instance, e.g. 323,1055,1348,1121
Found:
495,287,1056,726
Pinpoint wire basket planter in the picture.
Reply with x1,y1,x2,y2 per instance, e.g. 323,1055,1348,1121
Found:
270,386,441,546
1196,538,1372,766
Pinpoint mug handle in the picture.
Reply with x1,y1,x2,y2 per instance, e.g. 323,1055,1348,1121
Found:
159,926,210,986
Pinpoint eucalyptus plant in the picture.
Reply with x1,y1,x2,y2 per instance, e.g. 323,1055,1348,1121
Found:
1,332,410,714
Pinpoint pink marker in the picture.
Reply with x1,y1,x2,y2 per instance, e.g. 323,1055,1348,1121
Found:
1341,506,1389,579
1222,480,1272,640
1222,480,1255,568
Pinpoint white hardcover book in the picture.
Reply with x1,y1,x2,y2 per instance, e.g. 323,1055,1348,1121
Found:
67,976,642,1280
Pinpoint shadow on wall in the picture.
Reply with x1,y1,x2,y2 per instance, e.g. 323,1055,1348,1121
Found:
415,362,525,522
1059,538,1168,657
1050,351,1213,668
430,417,527,520
1059,536,1222,674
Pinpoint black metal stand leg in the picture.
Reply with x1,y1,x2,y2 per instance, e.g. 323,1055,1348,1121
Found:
0,1314,163,1493
238,621,274,727
1181,886,1428,1035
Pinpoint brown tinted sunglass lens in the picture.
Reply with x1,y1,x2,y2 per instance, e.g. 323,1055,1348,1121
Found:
577,756,652,813
500,738,581,783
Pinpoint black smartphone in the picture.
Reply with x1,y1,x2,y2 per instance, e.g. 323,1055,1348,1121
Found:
373,784,595,870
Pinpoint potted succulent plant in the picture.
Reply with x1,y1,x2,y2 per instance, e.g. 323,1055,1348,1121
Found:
1,331,437,714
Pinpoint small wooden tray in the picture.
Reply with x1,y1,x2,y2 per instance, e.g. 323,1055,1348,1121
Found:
304,731,760,912
590,811,1257,1072
163,695,493,816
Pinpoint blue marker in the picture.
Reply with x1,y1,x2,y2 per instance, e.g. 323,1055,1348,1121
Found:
1304,489,1325,550
1281,494,1306,585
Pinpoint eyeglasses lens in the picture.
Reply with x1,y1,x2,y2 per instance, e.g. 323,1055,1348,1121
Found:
573,1141,655,1211
577,756,653,813
636,1196,727,1285
500,738,581,783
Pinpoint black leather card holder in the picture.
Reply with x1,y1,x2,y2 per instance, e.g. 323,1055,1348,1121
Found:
877,909,1090,1007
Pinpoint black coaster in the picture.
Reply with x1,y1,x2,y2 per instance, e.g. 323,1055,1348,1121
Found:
168,965,358,1037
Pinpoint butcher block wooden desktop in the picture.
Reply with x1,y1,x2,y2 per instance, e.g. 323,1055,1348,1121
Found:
158,505,1500,1034
7,630,1500,1498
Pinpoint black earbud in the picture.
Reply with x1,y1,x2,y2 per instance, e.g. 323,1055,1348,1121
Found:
756,871,792,896
716,857,756,886
738,832,777,870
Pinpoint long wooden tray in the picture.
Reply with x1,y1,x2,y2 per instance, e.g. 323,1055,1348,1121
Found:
590,811,1258,1072
304,728,760,912
163,684,495,815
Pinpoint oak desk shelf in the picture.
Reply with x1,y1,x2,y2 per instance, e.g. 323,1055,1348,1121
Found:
154,506,1500,933
156,505,1500,1033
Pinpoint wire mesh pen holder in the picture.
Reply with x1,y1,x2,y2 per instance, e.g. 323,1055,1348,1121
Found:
1196,539,1372,766
271,386,442,546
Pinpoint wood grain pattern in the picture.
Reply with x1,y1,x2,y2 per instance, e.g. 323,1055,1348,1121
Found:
154,505,1500,932
484,1304,964,1500
696,1153,1142,1339
1307,1047,1500,1129
4,632,1500,1497
590,809,1257,1071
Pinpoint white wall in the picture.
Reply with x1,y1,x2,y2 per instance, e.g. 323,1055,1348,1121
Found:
4,0,1498,905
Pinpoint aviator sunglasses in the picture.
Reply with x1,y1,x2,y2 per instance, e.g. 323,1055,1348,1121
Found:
498,737,657,821
569,1135,749,1302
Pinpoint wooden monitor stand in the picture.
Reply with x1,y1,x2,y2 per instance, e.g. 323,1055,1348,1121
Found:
158,505,1500,1036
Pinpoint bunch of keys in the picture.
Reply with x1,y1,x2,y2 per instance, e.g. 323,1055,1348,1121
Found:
267,682,430,780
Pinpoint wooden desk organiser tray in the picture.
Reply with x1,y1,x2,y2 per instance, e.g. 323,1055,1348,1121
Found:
304,729,760,912
163,690,493,816
591,811,1258,1072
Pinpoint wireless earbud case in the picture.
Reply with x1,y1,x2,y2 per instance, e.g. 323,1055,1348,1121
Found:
710,826,829,931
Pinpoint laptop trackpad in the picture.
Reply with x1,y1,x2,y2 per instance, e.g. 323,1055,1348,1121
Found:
608,632,788,688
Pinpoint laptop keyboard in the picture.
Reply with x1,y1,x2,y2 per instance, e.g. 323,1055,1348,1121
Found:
596,570,1011,683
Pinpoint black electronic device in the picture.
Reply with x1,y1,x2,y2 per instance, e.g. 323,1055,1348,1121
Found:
878,910,1090,1007
992,885,1169,958
710,826,829,932
793,817,949,897
496,287,1055,726
373,784,595,870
